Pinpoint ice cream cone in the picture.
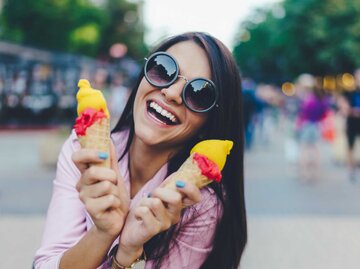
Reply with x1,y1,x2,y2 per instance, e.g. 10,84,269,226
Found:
78,117,111,168
164,153,212,190
163,140,233,190
74,79,111,168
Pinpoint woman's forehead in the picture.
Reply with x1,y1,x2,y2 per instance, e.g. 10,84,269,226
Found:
165,41,211,79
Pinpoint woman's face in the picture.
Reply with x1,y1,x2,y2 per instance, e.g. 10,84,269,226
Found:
133,41,211,150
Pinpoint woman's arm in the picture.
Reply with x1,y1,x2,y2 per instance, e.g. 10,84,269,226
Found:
112,183,220,268
34,132,129,269
34,134,87,268
59,226,116,269
60,140,130,269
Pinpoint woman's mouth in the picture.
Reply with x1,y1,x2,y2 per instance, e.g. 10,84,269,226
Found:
147,101,180,126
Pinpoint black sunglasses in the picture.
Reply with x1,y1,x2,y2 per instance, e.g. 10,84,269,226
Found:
144,52,218,113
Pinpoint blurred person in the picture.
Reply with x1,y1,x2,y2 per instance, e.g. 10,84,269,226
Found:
337,69,360,182
242,78,262,150
295,77,330,183
2,69,28,125
109,72,130,127
34,32,247,269
54,77,77,125
93,68,110,94
283,74,316,163
254,84,281,147
24,64,57,125
93,67,111,112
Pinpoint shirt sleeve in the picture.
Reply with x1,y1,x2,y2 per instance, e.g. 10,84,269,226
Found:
34,131,86,269
145,187,223,269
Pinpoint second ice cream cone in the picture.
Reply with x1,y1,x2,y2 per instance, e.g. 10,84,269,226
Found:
164,153,212,190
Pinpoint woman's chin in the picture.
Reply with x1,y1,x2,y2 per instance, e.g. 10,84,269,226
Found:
134,125,163,146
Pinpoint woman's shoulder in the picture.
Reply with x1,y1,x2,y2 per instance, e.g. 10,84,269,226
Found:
57,130,81,169
60,129,81,157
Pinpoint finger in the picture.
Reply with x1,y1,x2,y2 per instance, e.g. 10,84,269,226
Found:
86,194,121,217
150,188,182,222
173,180,202,205
134,206,161,236
139,197,171,229
151,187,182,207
79,180,121,202
80,166,118,186
72,149,109,173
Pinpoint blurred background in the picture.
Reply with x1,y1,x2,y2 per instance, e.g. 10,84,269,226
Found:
0,0,360,268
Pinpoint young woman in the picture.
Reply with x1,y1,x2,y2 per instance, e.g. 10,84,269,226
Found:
34,32,247,269
296,82,330,183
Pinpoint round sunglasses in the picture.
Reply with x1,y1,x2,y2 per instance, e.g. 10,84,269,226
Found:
144,52,218,113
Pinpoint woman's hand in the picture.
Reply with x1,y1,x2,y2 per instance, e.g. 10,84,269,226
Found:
115,181,201,265
72,142,130,239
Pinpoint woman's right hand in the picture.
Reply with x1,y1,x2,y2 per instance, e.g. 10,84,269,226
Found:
72,142,130,239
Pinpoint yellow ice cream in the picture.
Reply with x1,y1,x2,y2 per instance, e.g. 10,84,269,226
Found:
190,140,233,170
76,79,110,117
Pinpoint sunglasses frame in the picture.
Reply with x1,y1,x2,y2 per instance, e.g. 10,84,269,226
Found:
144,51,218,113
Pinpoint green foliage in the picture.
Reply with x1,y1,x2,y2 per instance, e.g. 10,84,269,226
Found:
98,0,148,58
0,0,147,58
233,0,360,83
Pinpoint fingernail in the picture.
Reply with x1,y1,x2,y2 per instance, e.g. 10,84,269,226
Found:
147,192,152,198
98,152,108,160
176,180,186,188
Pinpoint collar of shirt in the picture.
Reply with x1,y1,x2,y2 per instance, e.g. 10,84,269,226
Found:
111,129,169,209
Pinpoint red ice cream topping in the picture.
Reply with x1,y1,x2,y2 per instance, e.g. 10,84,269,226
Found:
193,153,222,182
74,108,107,136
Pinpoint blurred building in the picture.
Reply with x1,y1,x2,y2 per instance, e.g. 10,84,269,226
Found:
0,41,138,128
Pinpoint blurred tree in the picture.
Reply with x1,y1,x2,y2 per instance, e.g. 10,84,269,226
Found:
0,0,147,58
1,0,106,55
233,0,360,83
99,0,148,59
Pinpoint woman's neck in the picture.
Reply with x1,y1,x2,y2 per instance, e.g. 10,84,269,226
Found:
128,137,179,198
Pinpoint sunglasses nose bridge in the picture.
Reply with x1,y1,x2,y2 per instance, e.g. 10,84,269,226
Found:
160,79,185,105
177,75,188,83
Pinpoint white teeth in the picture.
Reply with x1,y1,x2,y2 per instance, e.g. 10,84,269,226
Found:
149,101,177,123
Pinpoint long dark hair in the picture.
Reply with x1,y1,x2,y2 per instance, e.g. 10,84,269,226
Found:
112,32,247,269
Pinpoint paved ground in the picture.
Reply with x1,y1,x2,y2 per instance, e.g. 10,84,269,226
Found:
240,123,360,269
1,126,360,269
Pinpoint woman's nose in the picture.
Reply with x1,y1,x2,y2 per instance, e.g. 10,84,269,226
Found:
160,80,184,105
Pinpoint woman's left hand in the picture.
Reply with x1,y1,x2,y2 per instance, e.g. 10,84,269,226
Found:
115,182,201,265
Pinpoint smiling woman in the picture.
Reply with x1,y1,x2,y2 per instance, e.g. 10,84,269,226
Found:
132,41,211,149
34,32,246,269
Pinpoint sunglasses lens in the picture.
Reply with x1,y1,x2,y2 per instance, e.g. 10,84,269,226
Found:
145,54,177,86
184,79,217,112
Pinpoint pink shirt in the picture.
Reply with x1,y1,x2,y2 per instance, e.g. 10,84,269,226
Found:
34,129,222,269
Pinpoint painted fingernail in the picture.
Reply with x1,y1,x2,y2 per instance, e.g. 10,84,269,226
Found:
176,180,186,188
98,152,108,160
147,192,152,198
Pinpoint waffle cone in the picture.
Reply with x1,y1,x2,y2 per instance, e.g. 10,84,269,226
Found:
78,118,110,168
164,153,212,190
